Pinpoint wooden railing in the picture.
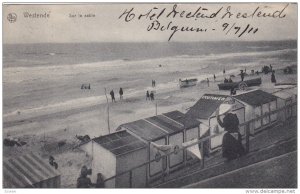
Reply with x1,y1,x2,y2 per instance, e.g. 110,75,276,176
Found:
103,101,297,187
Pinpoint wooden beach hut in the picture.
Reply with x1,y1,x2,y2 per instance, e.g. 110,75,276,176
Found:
80,130,148,188
233,89,278,134
3,153,61,188
185,94,245,152
117,110,200,180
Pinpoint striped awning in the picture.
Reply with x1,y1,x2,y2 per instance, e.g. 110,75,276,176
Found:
3,153,60,188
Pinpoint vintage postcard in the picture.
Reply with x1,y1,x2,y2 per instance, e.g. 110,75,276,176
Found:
2,2,297,189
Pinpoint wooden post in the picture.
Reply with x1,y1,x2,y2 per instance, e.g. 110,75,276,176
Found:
200,142,205,169
129,171,133,188
245,122,250,153
104,88,110,134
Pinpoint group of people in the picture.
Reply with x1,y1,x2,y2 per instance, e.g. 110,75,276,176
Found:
109,88,123,102
146,90,155,101
224,77,233,83
77,166,105,188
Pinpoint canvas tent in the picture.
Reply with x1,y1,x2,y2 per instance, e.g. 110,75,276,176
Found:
117,110,200,180
80,130,148,188
185,94,245,151
3,153,61,188
233,89,278,134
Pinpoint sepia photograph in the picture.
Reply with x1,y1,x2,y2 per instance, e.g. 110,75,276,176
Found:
2,2,298,189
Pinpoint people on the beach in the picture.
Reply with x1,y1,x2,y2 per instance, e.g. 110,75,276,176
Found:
269,64,273,72
216,105,245,161
224,78,228,83
206,78,209,87
110,90,116,102
228,77,233,83
271,70,276,83
240,70,245,81
119,88,123,100
146,91,150,100
152,80,156,87
223,69,226,74
150,91,155,101
213,74,216,82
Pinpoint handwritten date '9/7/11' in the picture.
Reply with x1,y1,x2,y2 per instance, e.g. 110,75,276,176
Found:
222,23,258,37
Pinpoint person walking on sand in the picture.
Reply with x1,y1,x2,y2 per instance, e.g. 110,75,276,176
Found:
146,91,150,101
119,88,123,100
110,90,116,102
216,105,245,161
271,70,276,83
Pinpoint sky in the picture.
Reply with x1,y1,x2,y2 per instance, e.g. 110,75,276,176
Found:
3,3,298,44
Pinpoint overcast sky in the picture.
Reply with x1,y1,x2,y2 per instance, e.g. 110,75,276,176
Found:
3,3,297,44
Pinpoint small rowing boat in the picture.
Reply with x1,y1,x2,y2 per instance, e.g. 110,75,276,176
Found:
179,78,198,88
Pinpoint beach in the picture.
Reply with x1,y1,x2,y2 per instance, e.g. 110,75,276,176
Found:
3,41,297,187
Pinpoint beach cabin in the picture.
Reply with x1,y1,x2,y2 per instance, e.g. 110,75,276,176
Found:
233,90,278,134
3,153,61,188
80,131,148,188
271,87,297,122
185,94,245,152
117,110,200,181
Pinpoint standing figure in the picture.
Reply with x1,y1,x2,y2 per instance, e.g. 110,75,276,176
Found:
223,69,226,74
213,74,216,82
110,90,116,102
216,105,245,161
95,173,105,188
153,80,156,87
240,70,245,81
77,166,94,188
119,88,123,100
150,91,154,101
271,71,276,83
206,78,209,87
146,91,150,101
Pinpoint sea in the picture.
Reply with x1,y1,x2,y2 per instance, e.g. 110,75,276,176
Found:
3,40,297,116
3,40,297,68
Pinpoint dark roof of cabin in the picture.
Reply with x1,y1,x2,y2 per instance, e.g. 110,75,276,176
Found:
185,94,228,120
92,131,147,156
163,110,200,129
120,111,200,142
234,90,277,106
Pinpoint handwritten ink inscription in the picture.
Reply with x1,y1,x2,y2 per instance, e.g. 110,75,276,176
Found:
118,4,289,41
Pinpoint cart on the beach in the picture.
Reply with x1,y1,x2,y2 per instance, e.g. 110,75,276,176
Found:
218,77,262,91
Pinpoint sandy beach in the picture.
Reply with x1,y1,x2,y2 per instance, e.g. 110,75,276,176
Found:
3,46,297,187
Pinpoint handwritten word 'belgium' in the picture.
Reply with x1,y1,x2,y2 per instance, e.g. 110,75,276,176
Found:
118,4,289,41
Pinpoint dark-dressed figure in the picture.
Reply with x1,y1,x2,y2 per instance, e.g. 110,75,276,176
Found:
146,91,150,100
150,91,154,101
224,78,228,83
240,70,245,81
228,77,233,83
216,108,245,161
95,173,105,188
206,78,209,87
77,166,93,188
213,74,216,82
110,90,116,102
119,88,123,100
271,71,276,83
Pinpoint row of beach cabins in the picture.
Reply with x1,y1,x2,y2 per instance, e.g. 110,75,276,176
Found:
3,88,297,188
